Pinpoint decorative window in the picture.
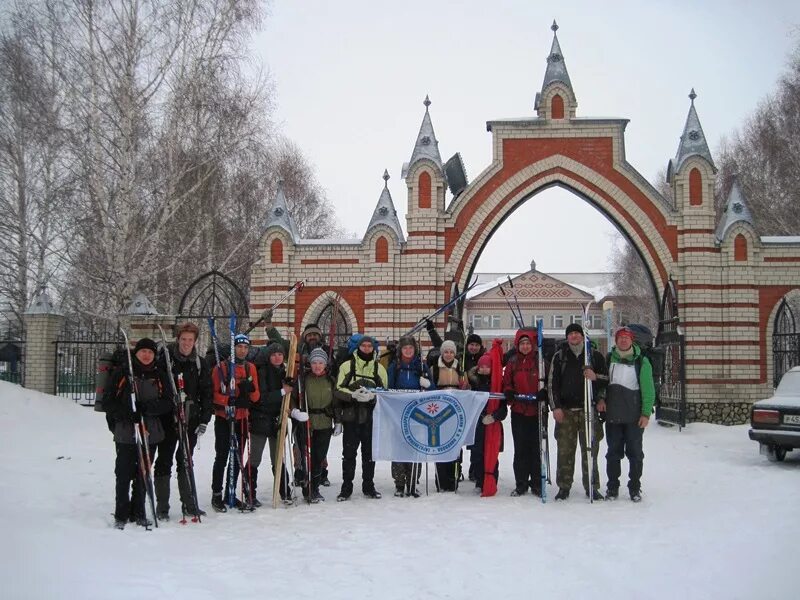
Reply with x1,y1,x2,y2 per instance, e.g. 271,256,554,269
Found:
551,94,565,119
689,168,702,206
552,315,564,329
419,172,431,209
270,238,283,264
375,236,389,263
734,234,747,262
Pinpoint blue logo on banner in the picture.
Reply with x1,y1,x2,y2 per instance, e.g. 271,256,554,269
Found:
401,393,467,456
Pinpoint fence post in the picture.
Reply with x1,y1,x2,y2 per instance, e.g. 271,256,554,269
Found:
23,288,65,395
118,292,175,345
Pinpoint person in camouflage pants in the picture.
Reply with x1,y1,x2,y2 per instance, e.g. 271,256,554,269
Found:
548,323,607,501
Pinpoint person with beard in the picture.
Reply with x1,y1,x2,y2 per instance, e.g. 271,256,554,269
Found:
503,327,542,497
104,338,173,529
248,341,294,506
334,335,387,501
387,336,434,497
153,322,212,520
548,323,607,501
467,353,507,492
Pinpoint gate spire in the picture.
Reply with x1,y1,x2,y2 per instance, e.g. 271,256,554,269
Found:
669,88,716,177
366,169,405,242
715,176,754,242
264,179,300,241
535,21,577,118
404,95,443,176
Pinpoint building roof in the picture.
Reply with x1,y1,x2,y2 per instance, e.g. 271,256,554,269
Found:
366,170,405,242
264,180,300,241
715,176,754,242
468,270,596,303
406,96,443,174
671,89,716,174
541,21,573,92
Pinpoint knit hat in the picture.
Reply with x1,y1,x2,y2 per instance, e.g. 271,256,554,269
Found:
266,342,284,357
615,326,634,342
234,333,251,346
466,333,483,346
565,323,583,337
397,336,416,349
477,354,492,369
441,340,457,354
303,324,323,339
134,338,158,354
308,347,328,365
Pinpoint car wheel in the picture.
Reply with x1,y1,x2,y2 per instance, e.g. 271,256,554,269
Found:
766,445,787,462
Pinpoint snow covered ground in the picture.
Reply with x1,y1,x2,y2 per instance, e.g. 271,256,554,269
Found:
1,380,797,600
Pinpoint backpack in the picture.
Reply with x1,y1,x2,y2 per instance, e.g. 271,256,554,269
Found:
626,323,665,386
340,353,383,390
94,347,126,412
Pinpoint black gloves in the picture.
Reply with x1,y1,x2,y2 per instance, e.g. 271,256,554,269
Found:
504,390,515,403
425,318,435,332
238,379,254,395
234,395,251,409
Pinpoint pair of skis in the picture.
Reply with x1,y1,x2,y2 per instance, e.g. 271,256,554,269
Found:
157,325,201,524
582,302,598,504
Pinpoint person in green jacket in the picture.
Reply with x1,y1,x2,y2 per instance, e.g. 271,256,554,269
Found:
334,335,388,501
291,347,340,503
596,326,655,503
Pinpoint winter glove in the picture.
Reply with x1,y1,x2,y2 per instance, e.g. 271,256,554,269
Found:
237,379,254,395
333,423,343,436
504,390,515,403
283,377,296,389
419,376,431,389
290,408,309,422
353,387,376,403
234,395,251,409
425,318,435,332
195,423,207,437
482,414,496,425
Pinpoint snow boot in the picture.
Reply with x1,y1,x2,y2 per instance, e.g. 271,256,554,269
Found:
394,486,405,498
510,486,528,497
211,494,227,513
114,518,126,530
586,489,605,501
310,488,324,504
155,476,171,521
363,487,382,499
554,488,570,501
177,469,204,517
135,516,153,528
630,489,642,503
606,487,619,500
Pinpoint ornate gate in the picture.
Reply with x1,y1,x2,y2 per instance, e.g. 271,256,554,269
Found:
655,280,686,428
773,298,799,387
316,299,352,352
54,320,122,405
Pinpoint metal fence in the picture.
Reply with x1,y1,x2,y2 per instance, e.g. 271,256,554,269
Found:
0,318,25,386
54,323,123,405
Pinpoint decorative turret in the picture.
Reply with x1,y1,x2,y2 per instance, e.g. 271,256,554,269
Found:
667,89,716,181
404,95,443,176
716,176,754,242
264,180,300,241
366,170,405,243
403,96,447,215
535,21,577,119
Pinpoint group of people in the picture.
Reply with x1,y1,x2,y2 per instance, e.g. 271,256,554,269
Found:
102,315,655,529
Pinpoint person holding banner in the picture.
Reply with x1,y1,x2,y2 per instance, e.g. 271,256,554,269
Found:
503,327,542,497
467,353,507,492
387,336,435,497
430,340,466,491
334,336,388,501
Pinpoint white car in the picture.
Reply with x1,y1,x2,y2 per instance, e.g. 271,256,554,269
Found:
749,366,800,461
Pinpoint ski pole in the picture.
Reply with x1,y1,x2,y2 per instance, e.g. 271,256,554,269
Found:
245,280,305,334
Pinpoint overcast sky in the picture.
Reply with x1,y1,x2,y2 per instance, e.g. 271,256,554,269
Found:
251,0,800,273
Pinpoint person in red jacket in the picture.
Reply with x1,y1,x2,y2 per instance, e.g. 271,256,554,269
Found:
210,333,260,512
503,327,541,497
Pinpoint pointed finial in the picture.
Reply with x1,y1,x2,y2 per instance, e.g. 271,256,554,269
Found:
551,20,559,33
277,178,284,190
423,95,431,110
689,88,697,103
383,169,390,187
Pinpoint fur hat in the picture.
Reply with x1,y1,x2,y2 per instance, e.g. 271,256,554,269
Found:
134,338,158,354
303,324,323,339
308,347,328,365
440,340,457,355
266,342,284,357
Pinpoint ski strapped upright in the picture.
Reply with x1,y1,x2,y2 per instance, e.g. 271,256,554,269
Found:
272,332,299,508
119,327,158,530
157,325,201,523
582,302,596,504
536,319,548,503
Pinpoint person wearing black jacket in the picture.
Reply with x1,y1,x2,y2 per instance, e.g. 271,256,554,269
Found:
548,323,608,501
248,342,294,505
153,322,212,519
104,338,173,529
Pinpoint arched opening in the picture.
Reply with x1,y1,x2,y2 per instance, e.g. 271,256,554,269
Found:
375,236,389,263
734,234,748,262
270,238,284,264
772,297,799,387
689,168,703,206
551,94,565,119
418,171,432,209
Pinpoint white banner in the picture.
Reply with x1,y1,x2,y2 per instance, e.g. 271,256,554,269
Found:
372,389,489,463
